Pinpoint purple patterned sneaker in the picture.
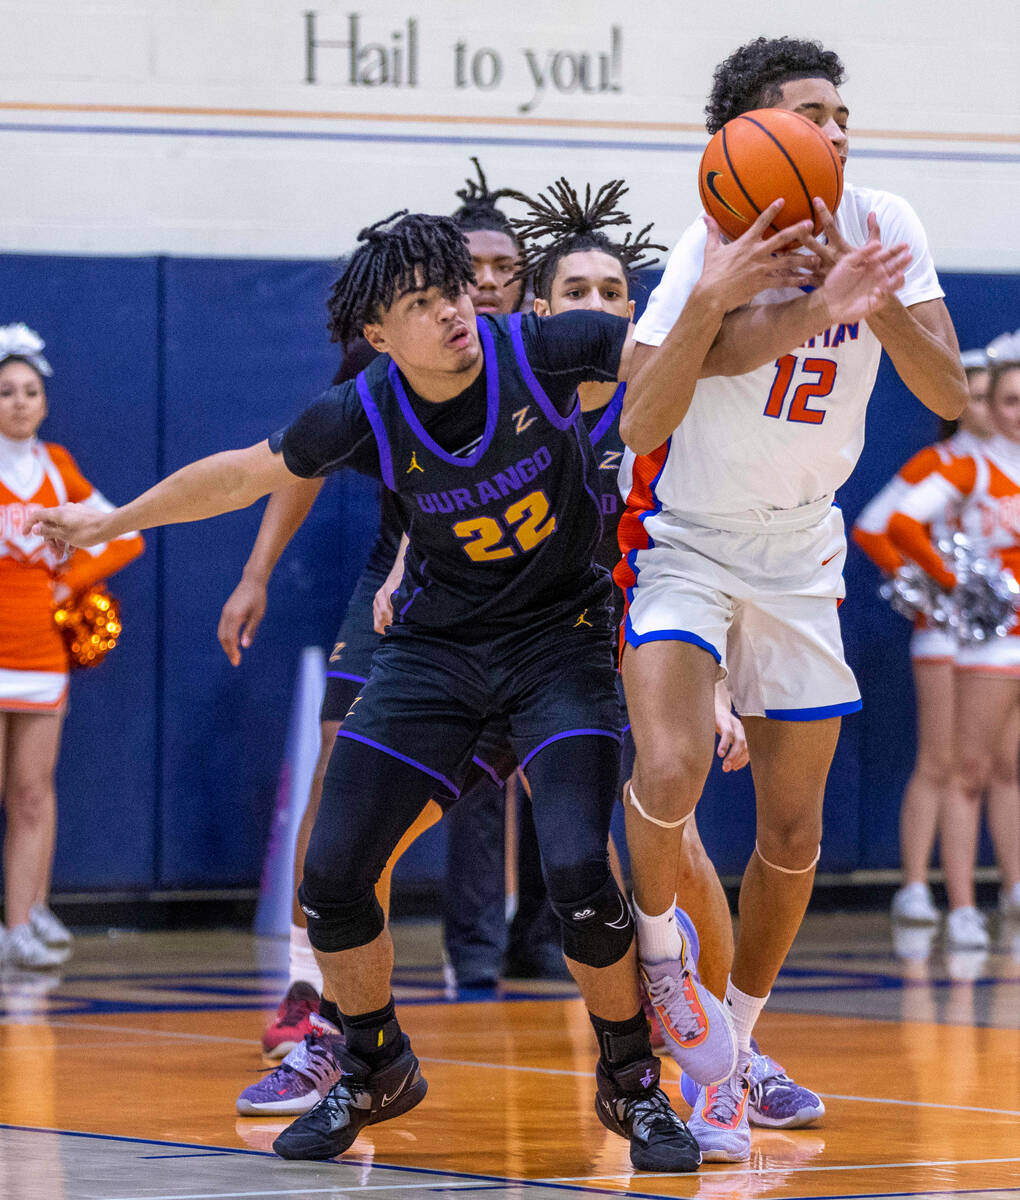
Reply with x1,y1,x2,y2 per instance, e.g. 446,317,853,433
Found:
640,935,736,1087
238,1022,344,1116
746,1051,825,1128
686,1052,752,1162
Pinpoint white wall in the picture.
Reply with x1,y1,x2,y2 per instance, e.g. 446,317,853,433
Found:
1,0,1018,268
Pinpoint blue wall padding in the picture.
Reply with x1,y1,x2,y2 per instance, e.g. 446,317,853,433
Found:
1,252,1017,891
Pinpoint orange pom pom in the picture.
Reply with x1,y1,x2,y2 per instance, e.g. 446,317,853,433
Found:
53,585,123,669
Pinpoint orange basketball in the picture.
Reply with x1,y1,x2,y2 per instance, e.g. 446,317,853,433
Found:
698,108,843,240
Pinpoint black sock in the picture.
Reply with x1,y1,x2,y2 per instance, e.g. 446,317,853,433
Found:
318,998,341,1029
341,997,403,1067
589,1009,654,1071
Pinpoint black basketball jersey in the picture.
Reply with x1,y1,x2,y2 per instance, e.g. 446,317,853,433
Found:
356,314,611,632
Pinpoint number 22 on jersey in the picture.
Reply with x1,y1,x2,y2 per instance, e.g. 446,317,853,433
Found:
453,489,556,562
764,355,837,425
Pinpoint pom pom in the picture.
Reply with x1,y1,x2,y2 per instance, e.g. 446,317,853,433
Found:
939,534,1020,643
53,585,123,669
878,563,943,622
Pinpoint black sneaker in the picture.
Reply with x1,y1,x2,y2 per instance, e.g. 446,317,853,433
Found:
273,1035,427,1160
595,1055,702,1173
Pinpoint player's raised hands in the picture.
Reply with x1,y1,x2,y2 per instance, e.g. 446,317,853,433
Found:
218,576,268,666
26,501,111,553
698,201,823,312
818,234,912,326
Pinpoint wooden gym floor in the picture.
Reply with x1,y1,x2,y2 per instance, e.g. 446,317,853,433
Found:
0,911,1017,1199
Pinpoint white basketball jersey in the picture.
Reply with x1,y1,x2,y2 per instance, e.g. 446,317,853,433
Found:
624,184,944,520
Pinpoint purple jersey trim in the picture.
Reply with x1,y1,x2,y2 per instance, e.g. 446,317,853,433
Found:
508,312,578,431
519,727,622,771
588,383,626,445
337,729,460,797
326,671,368,683
357,371,396,490
387,318,499,468
471,756,506,788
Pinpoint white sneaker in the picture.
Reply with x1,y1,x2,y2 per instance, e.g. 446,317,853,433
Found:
29,903,72,950
891,882,939,924
946,906,989,950
686,1051,752,1162
5,923,71,969
999,882,1020,919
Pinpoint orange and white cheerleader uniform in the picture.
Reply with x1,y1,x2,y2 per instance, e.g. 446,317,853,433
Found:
853,431,980,663
888,434,1020,674
0,433,144,712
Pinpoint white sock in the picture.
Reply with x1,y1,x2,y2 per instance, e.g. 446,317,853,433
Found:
289,923,324,994
632,897,684,963
724,976,769,1058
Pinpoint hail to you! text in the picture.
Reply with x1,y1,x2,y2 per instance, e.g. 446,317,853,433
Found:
303,12,623,114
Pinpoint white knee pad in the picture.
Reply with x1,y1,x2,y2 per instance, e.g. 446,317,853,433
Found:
628,785,695,831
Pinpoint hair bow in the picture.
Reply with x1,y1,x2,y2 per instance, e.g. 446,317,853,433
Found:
0,322,53,376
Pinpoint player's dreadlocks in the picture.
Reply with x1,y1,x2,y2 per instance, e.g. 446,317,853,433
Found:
509,178,666,300
451,157,519,241
326,211,475,345
705,37,846,135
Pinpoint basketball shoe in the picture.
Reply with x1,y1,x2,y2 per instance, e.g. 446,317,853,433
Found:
272,1034,427,1160
238,1014,344,1115
686,1052,752,1162
595,1054,701,1172
29,904,73,950
641,930,736,1086
262,980,320,1058
680,1040,824,1129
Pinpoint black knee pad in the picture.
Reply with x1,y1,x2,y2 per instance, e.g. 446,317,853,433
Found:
548,874,634,968
297,881,385,953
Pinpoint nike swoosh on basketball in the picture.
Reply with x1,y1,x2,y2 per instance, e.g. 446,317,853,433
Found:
381,1067,415,1107
704,171,748,222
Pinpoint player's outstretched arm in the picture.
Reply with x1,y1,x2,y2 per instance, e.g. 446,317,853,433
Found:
218,476,326,666
622,202,820,453
27,439,296,552
866,294,967,420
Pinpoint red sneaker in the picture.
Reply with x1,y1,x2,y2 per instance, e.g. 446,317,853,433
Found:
262,981,321,1059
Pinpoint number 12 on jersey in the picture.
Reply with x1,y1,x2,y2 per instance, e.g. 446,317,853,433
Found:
764,355,837,425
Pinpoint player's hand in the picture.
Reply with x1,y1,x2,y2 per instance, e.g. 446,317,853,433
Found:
373,582,395,635
794,199,856,279
698,203,823,312
819,231,911,326
25,502,110,553
218,575,268,666
714,682,749,772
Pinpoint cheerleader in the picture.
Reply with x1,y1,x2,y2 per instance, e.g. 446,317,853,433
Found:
852,351,999,931
0,325,144,968
887,342,1020,948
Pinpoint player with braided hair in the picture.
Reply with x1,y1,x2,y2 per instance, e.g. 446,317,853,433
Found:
219,167,528,1068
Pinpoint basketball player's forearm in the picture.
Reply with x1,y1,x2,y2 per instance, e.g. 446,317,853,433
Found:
103,446,293,540
867,300,968,420
241,477,324,584
702,290,833,377
621,285,727,453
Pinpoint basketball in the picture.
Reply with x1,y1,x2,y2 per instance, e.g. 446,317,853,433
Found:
698,108,844,240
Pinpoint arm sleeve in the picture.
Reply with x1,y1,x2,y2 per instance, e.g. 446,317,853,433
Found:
270,382,381,479
632,218,708,348
519,310,629,415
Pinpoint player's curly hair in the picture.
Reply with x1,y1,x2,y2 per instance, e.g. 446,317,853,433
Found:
509,178,666,300
705,37,846,134
451,157,519,242
326,211,474,344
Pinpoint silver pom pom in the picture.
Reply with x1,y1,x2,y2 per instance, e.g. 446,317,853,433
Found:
938,533,1020,643
879,562,943,622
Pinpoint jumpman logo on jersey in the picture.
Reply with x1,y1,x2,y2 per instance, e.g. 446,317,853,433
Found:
406,452,424,474
574,609,592,628
512,406,537,435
